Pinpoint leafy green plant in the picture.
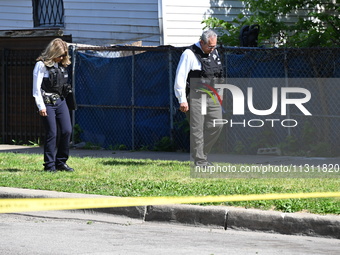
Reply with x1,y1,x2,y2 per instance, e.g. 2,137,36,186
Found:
11,139,23,145
83,142,102,150
153,136,176,152
233,140,246,155
138,145,150,151
248,127,276,153
175,118,190,136
73,124,83,144
202,0,340,47
174,117,190,152
278,135,300,156
301,122,334,157
309,142,333,157
28,139,40,147
301,121,318,150
111,144,127,150
118,144,127,150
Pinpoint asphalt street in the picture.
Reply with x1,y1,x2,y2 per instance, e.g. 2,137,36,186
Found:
1,211,339,255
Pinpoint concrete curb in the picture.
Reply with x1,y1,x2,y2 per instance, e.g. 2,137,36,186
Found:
1,187,339,239
226,207,340,238
145,204,228,228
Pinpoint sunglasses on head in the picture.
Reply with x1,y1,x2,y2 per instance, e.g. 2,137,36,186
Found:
57,54,67,58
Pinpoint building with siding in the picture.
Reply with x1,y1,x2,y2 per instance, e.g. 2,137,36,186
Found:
0,0,244,47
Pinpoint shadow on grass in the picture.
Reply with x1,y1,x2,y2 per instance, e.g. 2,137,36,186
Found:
102,159,183,166
0,168,22,172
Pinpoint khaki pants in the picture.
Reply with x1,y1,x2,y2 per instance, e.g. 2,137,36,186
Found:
187,90,223,164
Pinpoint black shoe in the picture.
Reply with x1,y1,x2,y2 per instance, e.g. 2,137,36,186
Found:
56,163,74,172
44,168,57,173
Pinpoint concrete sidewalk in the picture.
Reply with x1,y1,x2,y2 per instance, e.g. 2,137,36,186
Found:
0,144,339,239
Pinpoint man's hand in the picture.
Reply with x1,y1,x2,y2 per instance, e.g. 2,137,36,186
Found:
179,102,189,112
39,109,48,117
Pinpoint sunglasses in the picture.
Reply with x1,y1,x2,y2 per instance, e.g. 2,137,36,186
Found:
57,54,67,58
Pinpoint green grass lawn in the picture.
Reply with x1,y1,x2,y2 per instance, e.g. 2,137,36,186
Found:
0,152,339,215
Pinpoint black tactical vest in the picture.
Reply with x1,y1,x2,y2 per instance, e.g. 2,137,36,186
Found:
42,64,69,95
188,44,223,80
186,44,223,94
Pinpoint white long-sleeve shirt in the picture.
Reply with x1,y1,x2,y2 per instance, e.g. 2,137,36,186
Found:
174,42,202,104
32,61,58,111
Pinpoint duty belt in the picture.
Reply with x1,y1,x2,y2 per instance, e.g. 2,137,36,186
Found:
43,93,60,105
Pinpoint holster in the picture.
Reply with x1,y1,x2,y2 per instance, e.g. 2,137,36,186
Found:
61,84,77,111
66,91,77,111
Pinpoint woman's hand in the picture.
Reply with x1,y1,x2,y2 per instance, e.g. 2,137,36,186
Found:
39,109,47,117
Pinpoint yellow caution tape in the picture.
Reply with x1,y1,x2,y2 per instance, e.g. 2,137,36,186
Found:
0,192,339,214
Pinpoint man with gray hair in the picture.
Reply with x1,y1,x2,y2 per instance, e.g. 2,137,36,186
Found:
174,30,224,166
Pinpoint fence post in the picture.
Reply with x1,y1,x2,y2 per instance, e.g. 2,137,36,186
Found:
1,49,7,144
131,50,135,150
284,49,291,137
1,49,4,143
71,45,77,146
168,47,174,141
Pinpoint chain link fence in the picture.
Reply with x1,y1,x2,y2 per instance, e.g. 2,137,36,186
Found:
72,46,187,152
71,46,339,157
221,48,340,157
0,44,339,157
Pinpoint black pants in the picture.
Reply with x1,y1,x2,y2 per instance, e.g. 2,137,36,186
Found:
188,90,223,164
41,98,72,170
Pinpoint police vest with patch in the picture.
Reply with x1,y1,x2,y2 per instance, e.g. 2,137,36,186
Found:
42,64,69,95
188,44,223,80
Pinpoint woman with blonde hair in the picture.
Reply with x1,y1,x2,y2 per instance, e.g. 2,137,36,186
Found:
33,38,74,173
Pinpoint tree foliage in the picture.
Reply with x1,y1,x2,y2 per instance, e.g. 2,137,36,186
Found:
203,0,340,47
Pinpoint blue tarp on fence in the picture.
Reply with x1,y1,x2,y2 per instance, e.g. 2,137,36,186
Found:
75,51,171,149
